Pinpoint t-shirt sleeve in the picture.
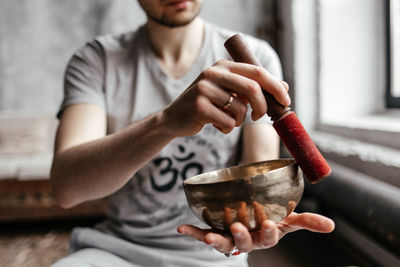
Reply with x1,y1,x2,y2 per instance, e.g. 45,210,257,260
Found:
243,38,283,125
57,40,106,119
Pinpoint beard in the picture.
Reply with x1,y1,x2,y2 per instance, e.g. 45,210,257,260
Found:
139,0,203,28
147,9,201,28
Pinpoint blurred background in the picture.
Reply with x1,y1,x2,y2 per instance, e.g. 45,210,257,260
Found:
0,0,399,266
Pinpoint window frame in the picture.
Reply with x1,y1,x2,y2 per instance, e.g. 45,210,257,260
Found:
386,0,400,108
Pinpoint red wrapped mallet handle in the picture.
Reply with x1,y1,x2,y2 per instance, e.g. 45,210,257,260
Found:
224,34,331,183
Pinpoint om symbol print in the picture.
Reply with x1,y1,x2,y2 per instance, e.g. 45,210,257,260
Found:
150,144,203,192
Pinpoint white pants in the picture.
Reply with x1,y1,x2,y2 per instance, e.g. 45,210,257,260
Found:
51,227,248,267
51,248,137,267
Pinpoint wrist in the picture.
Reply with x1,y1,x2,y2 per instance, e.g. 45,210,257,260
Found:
154,109,178,140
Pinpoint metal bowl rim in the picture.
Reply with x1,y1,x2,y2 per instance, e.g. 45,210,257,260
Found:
183,158,297,186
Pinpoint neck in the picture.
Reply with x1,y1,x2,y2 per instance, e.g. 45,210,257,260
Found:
145,18,205,78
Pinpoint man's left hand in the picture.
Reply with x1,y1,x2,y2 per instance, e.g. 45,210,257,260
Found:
177,212,335,255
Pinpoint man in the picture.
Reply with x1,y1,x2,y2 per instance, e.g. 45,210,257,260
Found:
50,0,334,266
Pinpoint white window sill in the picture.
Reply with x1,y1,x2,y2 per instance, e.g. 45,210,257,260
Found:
321,111,400,132
317,112,400,150
311,130,400,188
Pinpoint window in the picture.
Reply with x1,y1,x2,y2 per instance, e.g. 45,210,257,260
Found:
287,1,400,261
289,0,400,186
387,0,400,108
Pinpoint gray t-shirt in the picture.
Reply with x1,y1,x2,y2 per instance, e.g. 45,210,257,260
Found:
60,22,282,254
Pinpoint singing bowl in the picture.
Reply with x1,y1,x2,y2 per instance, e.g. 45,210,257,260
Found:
183,159,304,232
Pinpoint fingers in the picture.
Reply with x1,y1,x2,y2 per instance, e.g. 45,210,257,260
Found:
279,212,335,236
179,223,253,254
281,80,289,92
203,69,267,120
236,201,251,229
204,232,234,253
166,59,290,137
178,60,290,135
222,60,291,107
253,201,268,229
224,94,248,126
178,224,234,254
197,81,247,126
230,222,253,252
223,206,234,232
177,225,208,242
285,200,296,215
194,96,237,134
258,220,279,248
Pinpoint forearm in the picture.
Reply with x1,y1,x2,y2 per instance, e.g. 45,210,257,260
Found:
50,111,174,208
241,123,280,164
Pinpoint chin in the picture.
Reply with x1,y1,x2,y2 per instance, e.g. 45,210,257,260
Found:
159,11,199,27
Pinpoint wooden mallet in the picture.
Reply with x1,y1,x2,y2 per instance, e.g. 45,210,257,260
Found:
225,34,331,183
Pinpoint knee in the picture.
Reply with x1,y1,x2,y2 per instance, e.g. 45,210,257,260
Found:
50,257,90,267
50,249,94,267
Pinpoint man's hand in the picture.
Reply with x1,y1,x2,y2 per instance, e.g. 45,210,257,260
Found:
177,212,334,254
162,60,290,137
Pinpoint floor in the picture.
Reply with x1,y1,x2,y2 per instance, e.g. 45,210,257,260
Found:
0,218,365,267
0,222,70,267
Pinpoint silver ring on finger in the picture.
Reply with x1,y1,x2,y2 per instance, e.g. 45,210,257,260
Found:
223,93,235,109
224,245,241,257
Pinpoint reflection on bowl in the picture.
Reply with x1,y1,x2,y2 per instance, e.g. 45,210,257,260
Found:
183,159,304,232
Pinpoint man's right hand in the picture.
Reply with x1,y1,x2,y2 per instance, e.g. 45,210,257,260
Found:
162,59,291,137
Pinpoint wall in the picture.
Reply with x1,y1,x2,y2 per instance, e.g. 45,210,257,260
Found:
0,0,145,112
0,0,271,113
0,0,276,179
